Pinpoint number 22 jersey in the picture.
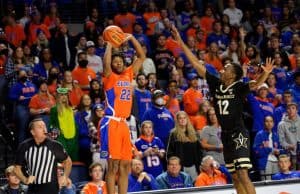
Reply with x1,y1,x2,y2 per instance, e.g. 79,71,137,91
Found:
102,66,133,118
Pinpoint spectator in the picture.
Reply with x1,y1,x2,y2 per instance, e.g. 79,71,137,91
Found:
191,100,210,133
200,107,225,165
156,156,193,189
176,1,193,33
143,1,161,36
89,79,105,105
33,48,59,84
195,155,227,187
146,73,160,92
266,72,283,107
200,6,216,34
164,80,182,117
75,94,93,166
133,23,151,56
264,35,291,70
141,44,156,76
128,158,159,192
132,73,152,124
31,29,50,57
43,2,60,30
82,162,107,194
49,87,79,161
29,78,56,127
0,165,28,194
52,23,77,71
114,1,136,34
167,111,202,181
206,20,229,51
152,34,174,90
142,89,175,146
26,11,51,46
4,13,26,48
223,0,243,27
86,41,103,78
186,15,201,39
95,34,106,60
272,52,290,91
61,70,84,108
247,83,275,138
72,51,96,93
274,90,294,126
14,118,72,194
271,154,300,180
89,103,106,169
47,66,60,96
135,120,165,178
245,23,268,52
8,70,37,143
278,102,300,170
290,72,300,109
253,116,283,180
183,73,203,121
204,42,223,72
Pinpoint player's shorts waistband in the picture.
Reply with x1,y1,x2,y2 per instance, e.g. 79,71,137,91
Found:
104,115,127,122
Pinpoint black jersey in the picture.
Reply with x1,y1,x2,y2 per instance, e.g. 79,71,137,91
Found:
206,71,250,132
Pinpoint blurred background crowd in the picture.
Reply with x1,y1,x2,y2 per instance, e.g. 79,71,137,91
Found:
0,0,300,193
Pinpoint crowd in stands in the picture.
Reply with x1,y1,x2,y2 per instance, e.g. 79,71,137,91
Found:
1,0,300,193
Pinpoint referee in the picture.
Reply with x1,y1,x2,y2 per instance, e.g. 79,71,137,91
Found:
14,118,72,194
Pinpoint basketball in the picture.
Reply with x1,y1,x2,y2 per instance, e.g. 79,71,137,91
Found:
103,25,127,48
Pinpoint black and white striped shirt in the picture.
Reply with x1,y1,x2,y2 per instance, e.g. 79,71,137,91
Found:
16,138,68,184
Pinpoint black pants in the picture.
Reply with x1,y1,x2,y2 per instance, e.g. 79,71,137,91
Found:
28,182,59,194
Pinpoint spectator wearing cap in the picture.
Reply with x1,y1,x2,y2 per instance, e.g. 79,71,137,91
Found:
247,83,275,138
86,40,103,78
72,51,96,93
290,71,300,112
4,13,26,48
49,87,79,161
28,78,56,127
0,165,28,194
8,69,37,143
114,1,136,34
26,10,50,46
89,103,107,170
142,90,175,146
52,23,77,71
183,73,203,124
278,102,300,170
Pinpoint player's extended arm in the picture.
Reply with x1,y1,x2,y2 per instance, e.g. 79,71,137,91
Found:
127,34,146,75
103,42,113,77
249,58,274,91
170,25,207,78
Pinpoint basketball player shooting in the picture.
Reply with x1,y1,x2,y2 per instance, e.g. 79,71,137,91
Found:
99,26,145,194
171,25,274,194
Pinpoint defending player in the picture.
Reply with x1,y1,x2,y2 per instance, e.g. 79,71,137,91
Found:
99,34,145,194
171,25,274,194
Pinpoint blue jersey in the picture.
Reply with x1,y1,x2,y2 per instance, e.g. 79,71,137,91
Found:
142,106,175,145
133,88,152,122
135,136,165,178
272,171,300,180
272,67,289,91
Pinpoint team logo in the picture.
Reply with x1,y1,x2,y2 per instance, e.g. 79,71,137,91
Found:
233,133,248,149
100,151,109,158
